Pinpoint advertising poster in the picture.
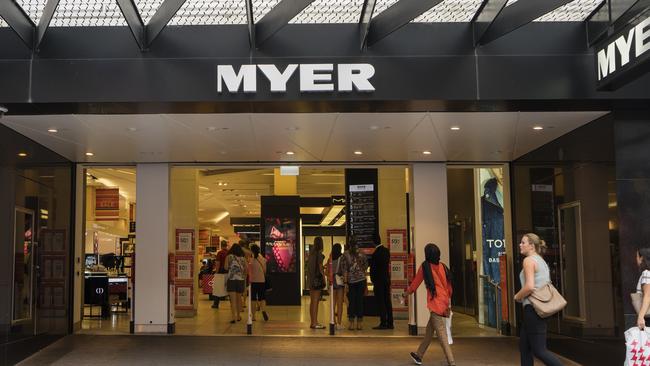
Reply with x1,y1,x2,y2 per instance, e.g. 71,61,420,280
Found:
175,285,193,309
95,188,120,220
478,168,505,328
175,229,195,253
264,217,297,273
175,255,194,281
390,256,407,281
388,229,407,253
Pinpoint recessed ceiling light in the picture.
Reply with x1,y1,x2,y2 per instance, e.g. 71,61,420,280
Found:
533,126,544,130
207,126,217,131
450,126,460,131
286,151,295,155
369,125,379,130
47,128,58,133
422,151,432,155
18,152,27,157
286,126,299,131
85,152,94,156
354,150,363,155
127,127,138,132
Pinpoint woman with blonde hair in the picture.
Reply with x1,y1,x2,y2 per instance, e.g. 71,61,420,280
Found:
514,233,562,366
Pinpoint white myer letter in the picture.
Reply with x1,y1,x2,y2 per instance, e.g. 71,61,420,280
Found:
636,16,650,57
338,64,375,92
615,28,635,67
258,64,298,92
597,43,616,81
217,65,256,93
300,64,334,92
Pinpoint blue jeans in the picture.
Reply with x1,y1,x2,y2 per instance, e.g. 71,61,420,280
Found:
347,281,365,320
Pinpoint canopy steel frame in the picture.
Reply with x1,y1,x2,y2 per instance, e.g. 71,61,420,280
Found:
255,0,316,48
366,0,444,46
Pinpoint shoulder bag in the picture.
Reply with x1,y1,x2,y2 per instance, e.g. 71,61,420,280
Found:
631,292,650,317
527,282,567,318
334,259,344,286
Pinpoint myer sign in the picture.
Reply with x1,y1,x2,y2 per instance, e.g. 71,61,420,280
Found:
596,12,650,90
217,63,375,93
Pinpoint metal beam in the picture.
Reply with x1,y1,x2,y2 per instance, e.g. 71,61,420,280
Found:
585,0,609,46
478,0,572,45
146,0,188,48
116,0,146,50
245,0,255,48
35,0,60,50
612,0,650,27
366,0,444,46
359,0,377,50
471,0,508,45
255,0,316,48
0,1,35,49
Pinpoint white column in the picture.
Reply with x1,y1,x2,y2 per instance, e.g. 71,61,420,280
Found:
135,164,170,333
409,163,449,327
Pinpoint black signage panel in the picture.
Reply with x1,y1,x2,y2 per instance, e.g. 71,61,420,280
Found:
345,169,379,250
595,9,650,90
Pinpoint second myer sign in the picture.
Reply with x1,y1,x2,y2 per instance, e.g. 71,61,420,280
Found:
216,64,375,93
595,12,650,90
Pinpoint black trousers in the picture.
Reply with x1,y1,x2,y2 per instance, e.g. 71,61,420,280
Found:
520,305,563,366
347,281,365,320
373,280,393,326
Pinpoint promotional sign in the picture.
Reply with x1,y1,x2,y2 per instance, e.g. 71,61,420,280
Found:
201,274,214,295
388,229,410,314
175,255,194,281
478,168,505,328
95,188,120,220
175,229,195,253
264,217,297,273
595,10,650,90
175,285,193,310
387,229,407,252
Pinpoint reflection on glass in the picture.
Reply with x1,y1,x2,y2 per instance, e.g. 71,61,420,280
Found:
559,203,584,320
13,208,34,323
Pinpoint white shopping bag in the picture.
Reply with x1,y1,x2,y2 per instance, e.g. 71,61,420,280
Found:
445,311,453,345
212,273,227,298
624,326,650,366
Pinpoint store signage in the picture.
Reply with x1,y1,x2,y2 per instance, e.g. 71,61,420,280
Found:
217,63,376,93
595,12,650,89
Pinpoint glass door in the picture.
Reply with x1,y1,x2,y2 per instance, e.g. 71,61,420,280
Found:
12,207,36,331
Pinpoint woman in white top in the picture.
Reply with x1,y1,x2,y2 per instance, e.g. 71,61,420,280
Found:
635,248,650,329
250,244,269,322
513,233,562,366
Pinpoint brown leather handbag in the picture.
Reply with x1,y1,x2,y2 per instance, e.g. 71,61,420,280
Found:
527,282,567,318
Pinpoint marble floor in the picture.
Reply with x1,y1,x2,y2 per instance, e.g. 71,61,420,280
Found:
80,295,500,338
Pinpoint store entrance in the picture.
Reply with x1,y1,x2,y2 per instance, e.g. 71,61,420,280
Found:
447,166,510,337
79,167,136,335
171,165,411,336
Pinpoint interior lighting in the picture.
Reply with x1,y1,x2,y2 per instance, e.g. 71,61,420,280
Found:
18,152,28,157
286,151,295,155
422,151,432,155
354,150,363,155
450,126,460,131
47,128,58,133
214,211,230,224
533,126,544,130
85,152,94,156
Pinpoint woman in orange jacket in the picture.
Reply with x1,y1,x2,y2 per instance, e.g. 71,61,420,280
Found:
403,243,455,366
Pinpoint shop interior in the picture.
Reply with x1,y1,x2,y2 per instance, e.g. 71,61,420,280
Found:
79,165,504,336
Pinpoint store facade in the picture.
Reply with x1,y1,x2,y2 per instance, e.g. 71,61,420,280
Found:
2,0,650,364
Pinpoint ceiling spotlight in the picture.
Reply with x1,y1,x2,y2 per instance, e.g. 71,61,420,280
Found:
47,128,58,133
85,152,94,156
286,126,299,131
450,126,460,131
369,125,379,130
286,151,295,155
422,150,432,155
18,152,27,157
207,126,217,131
533,126,544,130
354,150,363,155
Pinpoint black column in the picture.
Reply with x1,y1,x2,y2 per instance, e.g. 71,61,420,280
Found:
614,109,650,329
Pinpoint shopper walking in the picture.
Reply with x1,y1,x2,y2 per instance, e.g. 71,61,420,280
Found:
635,248,650,329
330,243,346,329
225,243,247,324
514,233,563,366
339,238,368,330
307,237,326,329
212,240,229,308
370,237,393,329
404,243,455,366
250,244,269,321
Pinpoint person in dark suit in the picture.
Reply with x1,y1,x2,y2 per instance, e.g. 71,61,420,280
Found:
370,237,393,329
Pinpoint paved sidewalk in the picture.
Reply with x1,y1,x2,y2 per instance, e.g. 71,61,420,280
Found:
19,335,580,366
